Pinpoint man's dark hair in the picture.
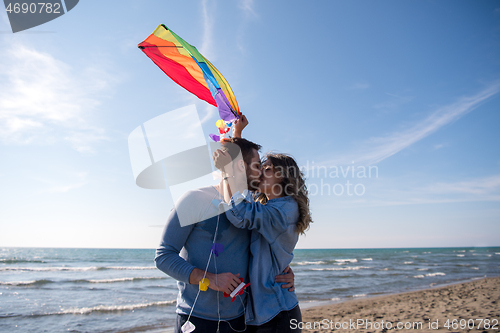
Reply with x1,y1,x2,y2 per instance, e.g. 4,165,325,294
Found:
223,137,261,166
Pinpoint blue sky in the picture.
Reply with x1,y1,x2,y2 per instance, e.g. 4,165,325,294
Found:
0,0,499,249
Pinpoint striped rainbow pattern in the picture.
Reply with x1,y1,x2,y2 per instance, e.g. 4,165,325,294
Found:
138,24,240,123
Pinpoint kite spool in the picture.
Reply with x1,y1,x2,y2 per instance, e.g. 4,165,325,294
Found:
223,278,250,302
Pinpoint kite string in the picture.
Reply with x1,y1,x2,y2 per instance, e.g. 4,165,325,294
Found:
219,294,247,333
184,211,220,328
185,202,247,333
213,208,247,333
214,251,221,333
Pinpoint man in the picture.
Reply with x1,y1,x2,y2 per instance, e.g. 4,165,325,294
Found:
155,123,294,333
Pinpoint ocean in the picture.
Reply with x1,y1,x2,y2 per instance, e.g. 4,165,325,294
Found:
0,247,499,332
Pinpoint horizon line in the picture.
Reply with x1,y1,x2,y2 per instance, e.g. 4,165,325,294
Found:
1,245,499,250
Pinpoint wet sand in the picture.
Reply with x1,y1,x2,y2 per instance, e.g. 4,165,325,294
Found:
299,277,500,332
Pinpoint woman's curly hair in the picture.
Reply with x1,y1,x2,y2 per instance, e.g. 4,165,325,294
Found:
255,153,312,235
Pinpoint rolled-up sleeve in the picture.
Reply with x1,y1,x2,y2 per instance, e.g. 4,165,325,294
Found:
154,208,196,284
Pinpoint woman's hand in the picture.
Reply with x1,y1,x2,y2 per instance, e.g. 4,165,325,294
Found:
233,115,248,138
275,265,295,292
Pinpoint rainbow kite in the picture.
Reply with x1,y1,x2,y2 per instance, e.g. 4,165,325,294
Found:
138,24,241,142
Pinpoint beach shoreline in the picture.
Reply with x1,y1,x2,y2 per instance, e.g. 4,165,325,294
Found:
3,247,497,333
154,276,499,333
299,275,494,310
300,276,500,332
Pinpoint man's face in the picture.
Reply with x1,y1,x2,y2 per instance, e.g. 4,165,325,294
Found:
246,148,262,191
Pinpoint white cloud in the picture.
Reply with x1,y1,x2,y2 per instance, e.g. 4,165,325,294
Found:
0,44,112,152
321,82,500,166
200,0,215,59
433,143,447,150
363,174,500,206
329,173,500,208
373,93,413,109
199,104,216,124
64,127,109,153
360,196,500,207
46,182,87,193
35,171,89,193
236,0,259,54
0,9,9,30
348,81,370,90
240,0,257,17
424,174,500,196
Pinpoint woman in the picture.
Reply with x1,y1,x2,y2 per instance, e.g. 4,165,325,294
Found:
214,138,312,332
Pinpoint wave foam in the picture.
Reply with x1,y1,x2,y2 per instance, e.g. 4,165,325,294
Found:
457,254,465,257
85,277,164,284
361,258,373,261
413,272,446,278
0,279,53,286
293,261,326,266
0,276,165,286
0,266,156,272
58,300,175,314
311,266,372,271
334,259,358,263
31,300,176,317
0,259,45,264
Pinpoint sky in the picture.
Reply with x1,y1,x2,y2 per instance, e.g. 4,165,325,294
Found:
0,0,499,249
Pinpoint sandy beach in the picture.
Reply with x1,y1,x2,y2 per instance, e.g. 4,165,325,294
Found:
299,277,500,332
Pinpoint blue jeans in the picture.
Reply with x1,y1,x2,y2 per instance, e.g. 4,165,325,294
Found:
247,305,302,333
175,314,247,333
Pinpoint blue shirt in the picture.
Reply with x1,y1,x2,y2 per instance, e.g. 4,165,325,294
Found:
155,186,251,321
224,191,300,325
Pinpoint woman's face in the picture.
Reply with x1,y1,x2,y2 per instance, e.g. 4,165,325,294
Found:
258,160,283,198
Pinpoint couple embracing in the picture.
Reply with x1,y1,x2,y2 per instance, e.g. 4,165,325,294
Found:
155,116,313,333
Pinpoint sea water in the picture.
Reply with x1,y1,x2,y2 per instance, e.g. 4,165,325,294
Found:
1,247,499,332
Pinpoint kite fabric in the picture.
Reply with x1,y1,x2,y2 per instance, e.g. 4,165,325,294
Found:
138,24,240,125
